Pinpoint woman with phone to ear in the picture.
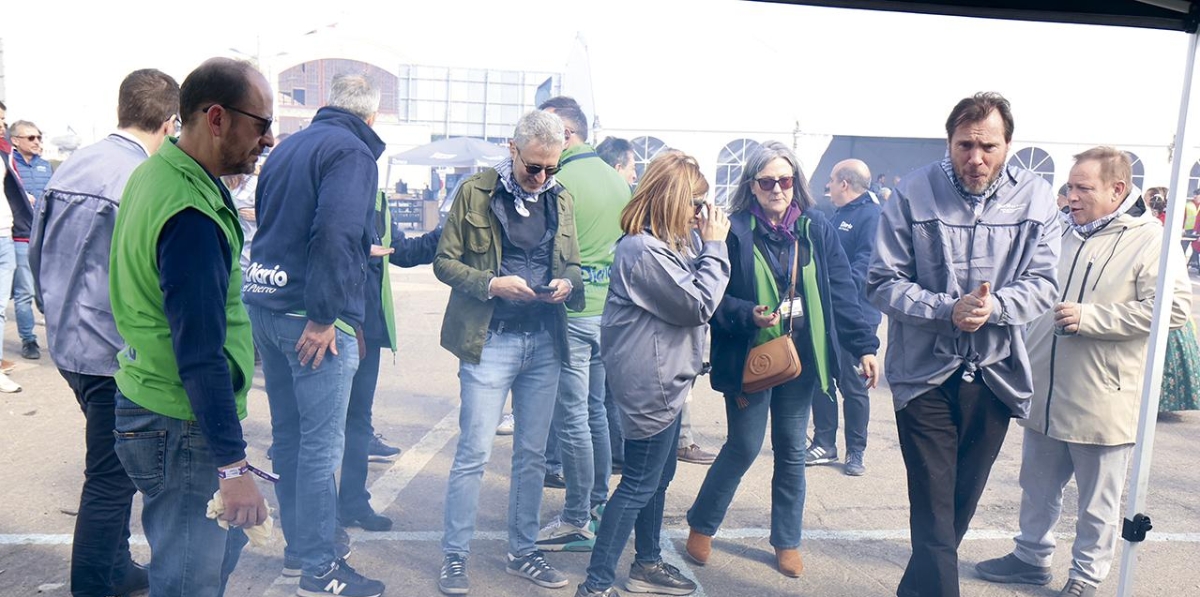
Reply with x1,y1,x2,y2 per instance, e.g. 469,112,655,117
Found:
684,141,881,577
574,151,730,597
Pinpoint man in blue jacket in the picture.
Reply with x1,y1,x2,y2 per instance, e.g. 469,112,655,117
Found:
7,119,47,359
245,73,386,597
31,68,180,597
808,159,882,476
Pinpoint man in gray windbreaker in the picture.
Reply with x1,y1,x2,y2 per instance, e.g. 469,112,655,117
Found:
866,92,1061,597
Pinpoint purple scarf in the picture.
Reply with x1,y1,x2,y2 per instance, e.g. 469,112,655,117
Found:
750,201,802,241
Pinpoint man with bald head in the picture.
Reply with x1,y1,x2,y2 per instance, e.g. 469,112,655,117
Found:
110,57,275,596
808,159,881,476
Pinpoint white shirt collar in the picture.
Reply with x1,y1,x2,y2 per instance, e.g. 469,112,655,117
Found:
111,130,151,157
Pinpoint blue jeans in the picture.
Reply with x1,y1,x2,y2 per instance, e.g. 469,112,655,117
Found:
687,372,816,548
552,316,611,526
248,306,361,576
113,392,248,597
0,237,14,361
584,417,681,592
811,346,870,455
339,342,383,520
13,239,36,343
442,328,559,557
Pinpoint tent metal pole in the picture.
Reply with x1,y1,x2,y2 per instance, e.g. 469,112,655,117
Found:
1116,28,1200,597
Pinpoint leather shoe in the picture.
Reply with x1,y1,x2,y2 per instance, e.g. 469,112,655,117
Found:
342,511,393,532
111,561,149,596
544,472,566,489
685,528,712,565
21,340,40,360
775,547,804,577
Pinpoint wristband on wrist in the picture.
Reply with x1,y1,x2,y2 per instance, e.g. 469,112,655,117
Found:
217,463,280,483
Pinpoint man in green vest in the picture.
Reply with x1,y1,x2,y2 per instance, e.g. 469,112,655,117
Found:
109,57,274,596
533,97,630,553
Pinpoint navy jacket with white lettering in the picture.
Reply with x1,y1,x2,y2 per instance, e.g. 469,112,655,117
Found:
244,107,386,329
831,192,882,327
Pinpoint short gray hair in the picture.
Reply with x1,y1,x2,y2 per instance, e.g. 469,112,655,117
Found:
728,141,814,213
834,162,872,193
10,119,39,135
328,74,380,121
513,110,564,151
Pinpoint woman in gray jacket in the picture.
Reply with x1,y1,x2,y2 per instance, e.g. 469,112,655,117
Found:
575,151,730,597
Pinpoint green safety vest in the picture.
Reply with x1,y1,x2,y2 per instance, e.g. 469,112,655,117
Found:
109,140,255,420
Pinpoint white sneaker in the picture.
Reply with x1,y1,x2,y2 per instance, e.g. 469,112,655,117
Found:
0,372,22,393
496,412,515,436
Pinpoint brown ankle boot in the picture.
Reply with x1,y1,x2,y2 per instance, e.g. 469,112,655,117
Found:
686,529,712,565
775,547,804,577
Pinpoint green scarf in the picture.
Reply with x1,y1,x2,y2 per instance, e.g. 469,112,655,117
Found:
749,216,830,393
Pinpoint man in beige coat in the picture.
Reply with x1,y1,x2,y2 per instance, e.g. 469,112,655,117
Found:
976,147,1192,597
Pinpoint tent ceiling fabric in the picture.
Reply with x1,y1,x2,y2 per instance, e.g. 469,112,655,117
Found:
754,0,1200,32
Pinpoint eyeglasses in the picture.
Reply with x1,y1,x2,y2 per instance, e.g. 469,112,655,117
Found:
756,177,794,192
171,114,182,136
516,147,560,176
17,134,42,143
204,104,273,136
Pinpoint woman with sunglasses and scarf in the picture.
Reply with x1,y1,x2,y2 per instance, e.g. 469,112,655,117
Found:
685,141,880,577
574,151,729,597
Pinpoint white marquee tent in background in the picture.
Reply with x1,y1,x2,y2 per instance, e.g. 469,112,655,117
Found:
757,2,1200,595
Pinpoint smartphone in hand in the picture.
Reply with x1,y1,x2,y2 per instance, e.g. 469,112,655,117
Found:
533,284,555,295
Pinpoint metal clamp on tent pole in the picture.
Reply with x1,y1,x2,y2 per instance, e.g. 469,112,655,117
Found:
1122,513,1153,542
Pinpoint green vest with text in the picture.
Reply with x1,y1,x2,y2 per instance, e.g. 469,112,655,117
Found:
109,140,255,421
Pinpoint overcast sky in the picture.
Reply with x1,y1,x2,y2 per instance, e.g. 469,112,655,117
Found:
3,0,1194,153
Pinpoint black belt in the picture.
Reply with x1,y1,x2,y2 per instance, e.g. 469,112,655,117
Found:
488,318,546,334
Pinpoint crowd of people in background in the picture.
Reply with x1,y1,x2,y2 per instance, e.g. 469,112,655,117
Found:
5,55,1200,597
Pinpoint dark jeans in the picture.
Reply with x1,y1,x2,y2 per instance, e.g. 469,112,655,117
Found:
113,393,248,596
61,370,138,597
583,418,681,592
687,372,814,548
605,382,624,468
339,342,384,521
895,375,1011,597
811,346,870,455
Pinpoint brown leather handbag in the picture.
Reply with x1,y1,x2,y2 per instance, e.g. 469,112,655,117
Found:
742,238,802,394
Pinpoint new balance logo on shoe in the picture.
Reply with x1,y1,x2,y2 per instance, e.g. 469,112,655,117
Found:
325,579,348,595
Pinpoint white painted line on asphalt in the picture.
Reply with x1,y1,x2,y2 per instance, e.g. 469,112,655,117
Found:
10,530,1200,546
660,534,708,597
368,407,461,515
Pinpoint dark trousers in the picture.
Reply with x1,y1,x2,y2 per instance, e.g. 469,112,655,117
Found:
811,346,870,455
60,370,139,597
583,418,681,591
604,382,624,468
339,342,384,520
895,374,1011,597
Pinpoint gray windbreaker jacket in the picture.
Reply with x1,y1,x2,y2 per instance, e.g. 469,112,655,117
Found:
601,230,730,440
867,163,1061,416
30,133,150,376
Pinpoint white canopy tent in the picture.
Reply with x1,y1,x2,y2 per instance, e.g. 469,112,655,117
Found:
754,1,1200,595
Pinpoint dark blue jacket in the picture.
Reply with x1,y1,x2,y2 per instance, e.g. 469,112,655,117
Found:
244,107,386,329
709,209,880,395
831,192,882,327
2,150,35,238
13,152,54,203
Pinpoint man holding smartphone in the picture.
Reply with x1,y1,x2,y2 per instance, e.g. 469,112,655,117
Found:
433,109,584,595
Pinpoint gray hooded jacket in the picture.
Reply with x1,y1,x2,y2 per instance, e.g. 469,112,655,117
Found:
602,231,730,440
30,133,149,376
866,163,1061,416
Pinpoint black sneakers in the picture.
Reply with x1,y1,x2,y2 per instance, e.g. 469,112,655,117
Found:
368,434,401,462
438,553,469,595
298,559,384,597
21,339,40,360
342,510,393,532
804,445,838,466
624,560,696,595
575,584,621,596
975,553,1052,585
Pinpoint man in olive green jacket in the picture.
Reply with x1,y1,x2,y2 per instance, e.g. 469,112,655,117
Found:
433,110,583,595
